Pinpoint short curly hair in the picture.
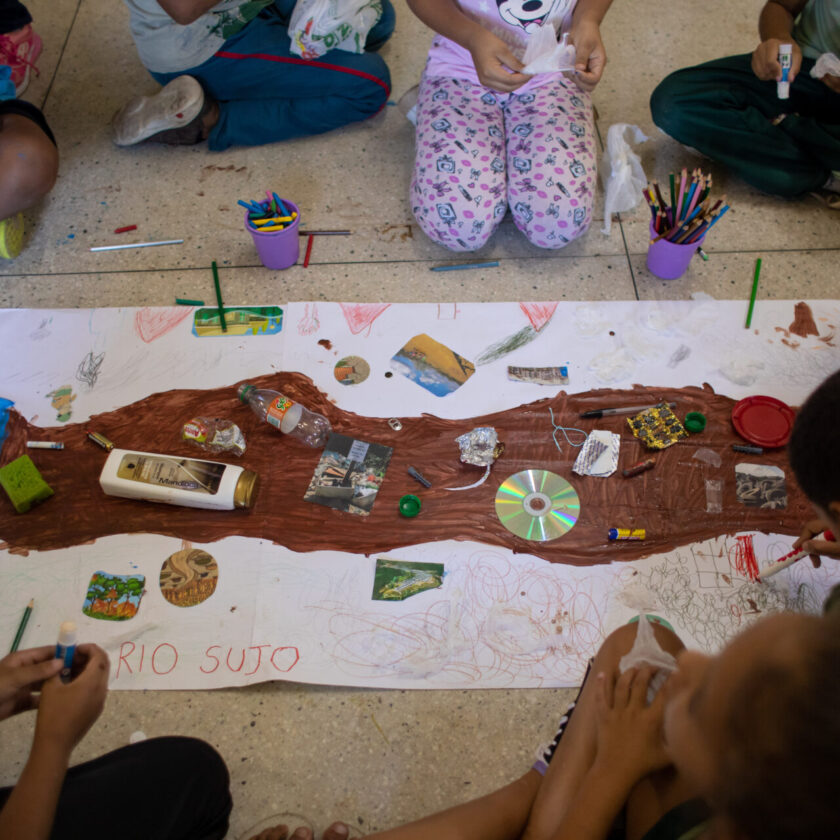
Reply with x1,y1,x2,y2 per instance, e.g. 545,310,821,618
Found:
712,614,840,840
789,368,840,513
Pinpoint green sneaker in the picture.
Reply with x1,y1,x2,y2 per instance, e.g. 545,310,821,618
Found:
0,212,24,259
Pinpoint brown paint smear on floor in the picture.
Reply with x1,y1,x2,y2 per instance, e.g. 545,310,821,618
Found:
0,375,810,565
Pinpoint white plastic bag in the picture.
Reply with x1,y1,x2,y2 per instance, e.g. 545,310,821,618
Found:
522,29,576,75
289,0,383,59
600,123,648,235
619,614,677,704
810,52,840,79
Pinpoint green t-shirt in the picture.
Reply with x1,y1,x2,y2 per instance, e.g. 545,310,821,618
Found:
123,0,274,73
793,0,840,60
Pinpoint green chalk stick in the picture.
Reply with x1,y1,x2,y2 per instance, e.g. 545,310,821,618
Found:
0,455,54,513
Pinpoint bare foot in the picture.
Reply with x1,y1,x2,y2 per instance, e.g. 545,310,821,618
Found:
323,823,351,840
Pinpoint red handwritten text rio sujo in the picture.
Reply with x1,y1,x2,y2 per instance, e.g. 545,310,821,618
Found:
115,642,300,678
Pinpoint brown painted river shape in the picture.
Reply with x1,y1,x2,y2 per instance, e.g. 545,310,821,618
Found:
0,374,810,565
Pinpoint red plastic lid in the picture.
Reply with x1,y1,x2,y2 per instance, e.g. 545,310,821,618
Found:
731,395,795,448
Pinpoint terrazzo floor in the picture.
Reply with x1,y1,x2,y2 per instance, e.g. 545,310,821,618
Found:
1,0,837,837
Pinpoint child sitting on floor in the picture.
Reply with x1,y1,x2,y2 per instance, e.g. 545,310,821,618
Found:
114,0,395,151
650,0,840,204
0,5,57,260
405,0,612,251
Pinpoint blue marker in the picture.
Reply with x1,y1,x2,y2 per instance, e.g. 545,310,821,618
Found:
55,621,77,683
272,192,290,216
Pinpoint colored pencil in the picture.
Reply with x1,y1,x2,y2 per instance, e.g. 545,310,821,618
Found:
175,298,205,306
431,261,500,272
745,257,762,328
303,234,314,268
90,240,183,252
211,261,227,333
10,599,33,653
297,230,351,236
669,172,676,215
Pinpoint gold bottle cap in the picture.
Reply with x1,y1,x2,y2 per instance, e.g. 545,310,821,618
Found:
234,469,259,509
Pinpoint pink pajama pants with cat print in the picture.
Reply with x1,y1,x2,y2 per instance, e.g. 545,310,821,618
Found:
411,74,597,251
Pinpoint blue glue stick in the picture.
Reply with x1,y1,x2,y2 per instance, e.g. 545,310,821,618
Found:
55,621,77,683
778,43,792,99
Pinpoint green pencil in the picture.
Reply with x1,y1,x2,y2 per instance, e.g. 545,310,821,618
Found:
10,598,33,653
175,298,205,306
211,261,227,333
745,257,762,329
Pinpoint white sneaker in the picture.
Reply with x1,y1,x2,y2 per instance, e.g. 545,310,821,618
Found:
112,75,206,147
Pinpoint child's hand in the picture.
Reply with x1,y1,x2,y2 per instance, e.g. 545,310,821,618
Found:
794,518,840,565
751,38,802,83
467,28,531,92
570,19,606,92
0,647,63,722
34,644,110,755
821,73,840,94
593,667,670,786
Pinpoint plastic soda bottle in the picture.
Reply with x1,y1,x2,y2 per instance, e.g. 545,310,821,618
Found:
237,383,331,448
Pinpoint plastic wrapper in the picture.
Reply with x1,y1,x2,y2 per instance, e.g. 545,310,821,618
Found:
182,417,246,456
573,430,619,477
619,613,677,704
289,0,383,59
522,29,576,75
627,403,687,450
811,52,840,79
600,123,648,235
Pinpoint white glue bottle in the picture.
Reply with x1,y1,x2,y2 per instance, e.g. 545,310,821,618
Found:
237,383,331,448
55,621,77,683
99,449,259,510
778,43,793,99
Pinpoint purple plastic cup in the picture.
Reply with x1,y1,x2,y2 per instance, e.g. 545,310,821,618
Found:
244,199,300,270
646,220,705,280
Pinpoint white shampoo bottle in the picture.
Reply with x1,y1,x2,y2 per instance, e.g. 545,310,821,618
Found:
99,449,258,511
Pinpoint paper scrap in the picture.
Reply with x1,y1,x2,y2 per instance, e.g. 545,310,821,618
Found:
507,365,569,385
573,431,620,477
372,558,444,601
735,463,787,509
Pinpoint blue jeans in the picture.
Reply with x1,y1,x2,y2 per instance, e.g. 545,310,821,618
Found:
151,0,395,151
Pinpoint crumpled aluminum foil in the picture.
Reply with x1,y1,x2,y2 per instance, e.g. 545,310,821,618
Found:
455,427,504,467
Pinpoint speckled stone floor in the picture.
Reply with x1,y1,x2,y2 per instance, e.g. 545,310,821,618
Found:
1,1,837,837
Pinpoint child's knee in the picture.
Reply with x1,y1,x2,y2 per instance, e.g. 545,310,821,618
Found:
513,203,591,249
0,123,58,210
596,621,684,665
413,209,495,252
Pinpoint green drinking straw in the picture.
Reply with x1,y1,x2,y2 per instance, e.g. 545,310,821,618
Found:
211,261,227,333
10,599,33,653
745,257,762,329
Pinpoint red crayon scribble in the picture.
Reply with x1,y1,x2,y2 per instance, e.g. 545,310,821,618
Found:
134,307,192,343
339,303,391,336
519,301,558,332
733,535,759,581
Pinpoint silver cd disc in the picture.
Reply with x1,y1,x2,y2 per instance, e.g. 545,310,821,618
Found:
495,469,580,542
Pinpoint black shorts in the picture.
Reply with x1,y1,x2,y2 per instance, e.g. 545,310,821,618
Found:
0,98,56,145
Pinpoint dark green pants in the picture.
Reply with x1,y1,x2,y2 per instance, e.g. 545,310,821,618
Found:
650,53,840,197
